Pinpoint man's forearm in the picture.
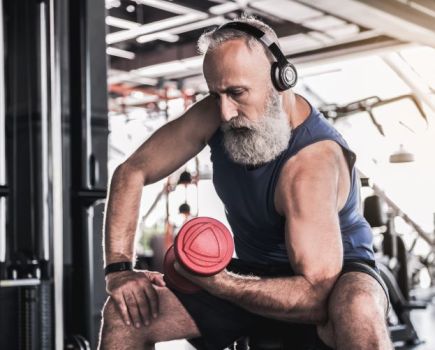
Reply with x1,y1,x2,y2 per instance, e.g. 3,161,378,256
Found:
210,271,331,324
104,164,144,265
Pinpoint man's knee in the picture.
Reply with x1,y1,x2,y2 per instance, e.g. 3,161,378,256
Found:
329,273,387,323
317,289,386,350
343,290,384,319
324,273,393,350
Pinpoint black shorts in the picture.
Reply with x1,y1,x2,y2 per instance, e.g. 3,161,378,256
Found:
169,259,389,350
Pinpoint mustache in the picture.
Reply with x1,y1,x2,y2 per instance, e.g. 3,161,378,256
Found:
221,117,256,132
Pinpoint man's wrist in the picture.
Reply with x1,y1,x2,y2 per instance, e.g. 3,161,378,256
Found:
104,261,133,276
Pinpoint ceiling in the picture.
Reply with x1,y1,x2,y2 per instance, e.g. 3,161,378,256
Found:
106,0,435,99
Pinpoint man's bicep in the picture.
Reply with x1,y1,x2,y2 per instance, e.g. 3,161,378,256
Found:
125,96,220,185
280,145,344,285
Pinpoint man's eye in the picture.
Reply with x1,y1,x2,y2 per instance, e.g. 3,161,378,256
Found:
230,90,244,96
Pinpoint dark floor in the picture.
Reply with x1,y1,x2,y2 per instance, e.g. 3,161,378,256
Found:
398,290,435,350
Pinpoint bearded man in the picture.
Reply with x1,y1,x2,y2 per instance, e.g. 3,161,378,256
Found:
99,17,393,350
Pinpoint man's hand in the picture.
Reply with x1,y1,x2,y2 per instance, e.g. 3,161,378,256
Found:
173,262,227,294
105,270,166,327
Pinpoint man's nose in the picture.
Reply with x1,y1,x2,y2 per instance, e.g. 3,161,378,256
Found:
220,96,238,122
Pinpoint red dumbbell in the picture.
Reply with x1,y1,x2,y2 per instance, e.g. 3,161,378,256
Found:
163,217,234,293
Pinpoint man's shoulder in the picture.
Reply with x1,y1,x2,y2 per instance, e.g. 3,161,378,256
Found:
274,140,343,215
179,95,221,143
281,140,343,178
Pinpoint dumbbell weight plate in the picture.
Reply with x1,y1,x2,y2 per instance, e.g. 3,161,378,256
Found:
175,217,234,276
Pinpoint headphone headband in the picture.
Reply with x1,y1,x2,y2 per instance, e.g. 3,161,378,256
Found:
215,21,297,91
218,22,288,66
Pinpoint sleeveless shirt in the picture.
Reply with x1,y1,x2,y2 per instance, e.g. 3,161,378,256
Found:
208,101,375,265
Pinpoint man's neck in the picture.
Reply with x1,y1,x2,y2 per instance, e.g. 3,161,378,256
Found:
283,91,311,129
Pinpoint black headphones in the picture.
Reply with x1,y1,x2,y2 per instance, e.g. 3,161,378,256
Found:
215,22,298,91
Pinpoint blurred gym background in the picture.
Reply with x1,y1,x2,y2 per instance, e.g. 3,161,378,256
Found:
0,0,435,349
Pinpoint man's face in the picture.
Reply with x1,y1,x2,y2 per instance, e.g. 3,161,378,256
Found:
203,39,291,166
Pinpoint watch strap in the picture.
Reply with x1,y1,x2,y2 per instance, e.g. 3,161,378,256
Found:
104,261,133,276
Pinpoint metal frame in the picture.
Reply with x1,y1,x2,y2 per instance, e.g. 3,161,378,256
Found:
383,53,435,118
68,1,109,346
359,171,434,246
49,0,64,347
298,0,435,47
40,0,50,263
0,0,6,265
0,279,41,287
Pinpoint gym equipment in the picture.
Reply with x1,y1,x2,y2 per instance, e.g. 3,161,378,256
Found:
163,217,234,293
363,193,427,346
216,22,297,91
65,335,91,350
175,217,234,275
378,264,425,346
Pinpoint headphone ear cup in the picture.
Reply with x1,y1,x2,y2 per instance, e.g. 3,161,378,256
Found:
271,62,286,91
281,63,297,89
271,62,298,91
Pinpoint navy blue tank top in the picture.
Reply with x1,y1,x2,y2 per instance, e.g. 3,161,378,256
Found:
208,101,375,265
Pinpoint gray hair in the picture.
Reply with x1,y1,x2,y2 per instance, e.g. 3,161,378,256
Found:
197,16,278,63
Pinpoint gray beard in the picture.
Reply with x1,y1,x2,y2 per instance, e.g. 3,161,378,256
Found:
221,90,292,166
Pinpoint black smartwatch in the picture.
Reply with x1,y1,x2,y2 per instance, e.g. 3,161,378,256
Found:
104,261,133,276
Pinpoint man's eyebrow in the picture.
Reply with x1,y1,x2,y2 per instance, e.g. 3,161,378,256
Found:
209,86,249,94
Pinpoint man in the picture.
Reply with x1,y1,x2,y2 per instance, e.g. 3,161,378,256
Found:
99,17,392,350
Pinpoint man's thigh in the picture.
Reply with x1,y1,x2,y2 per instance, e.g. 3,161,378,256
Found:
169,286,261,350
173,288,331,350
